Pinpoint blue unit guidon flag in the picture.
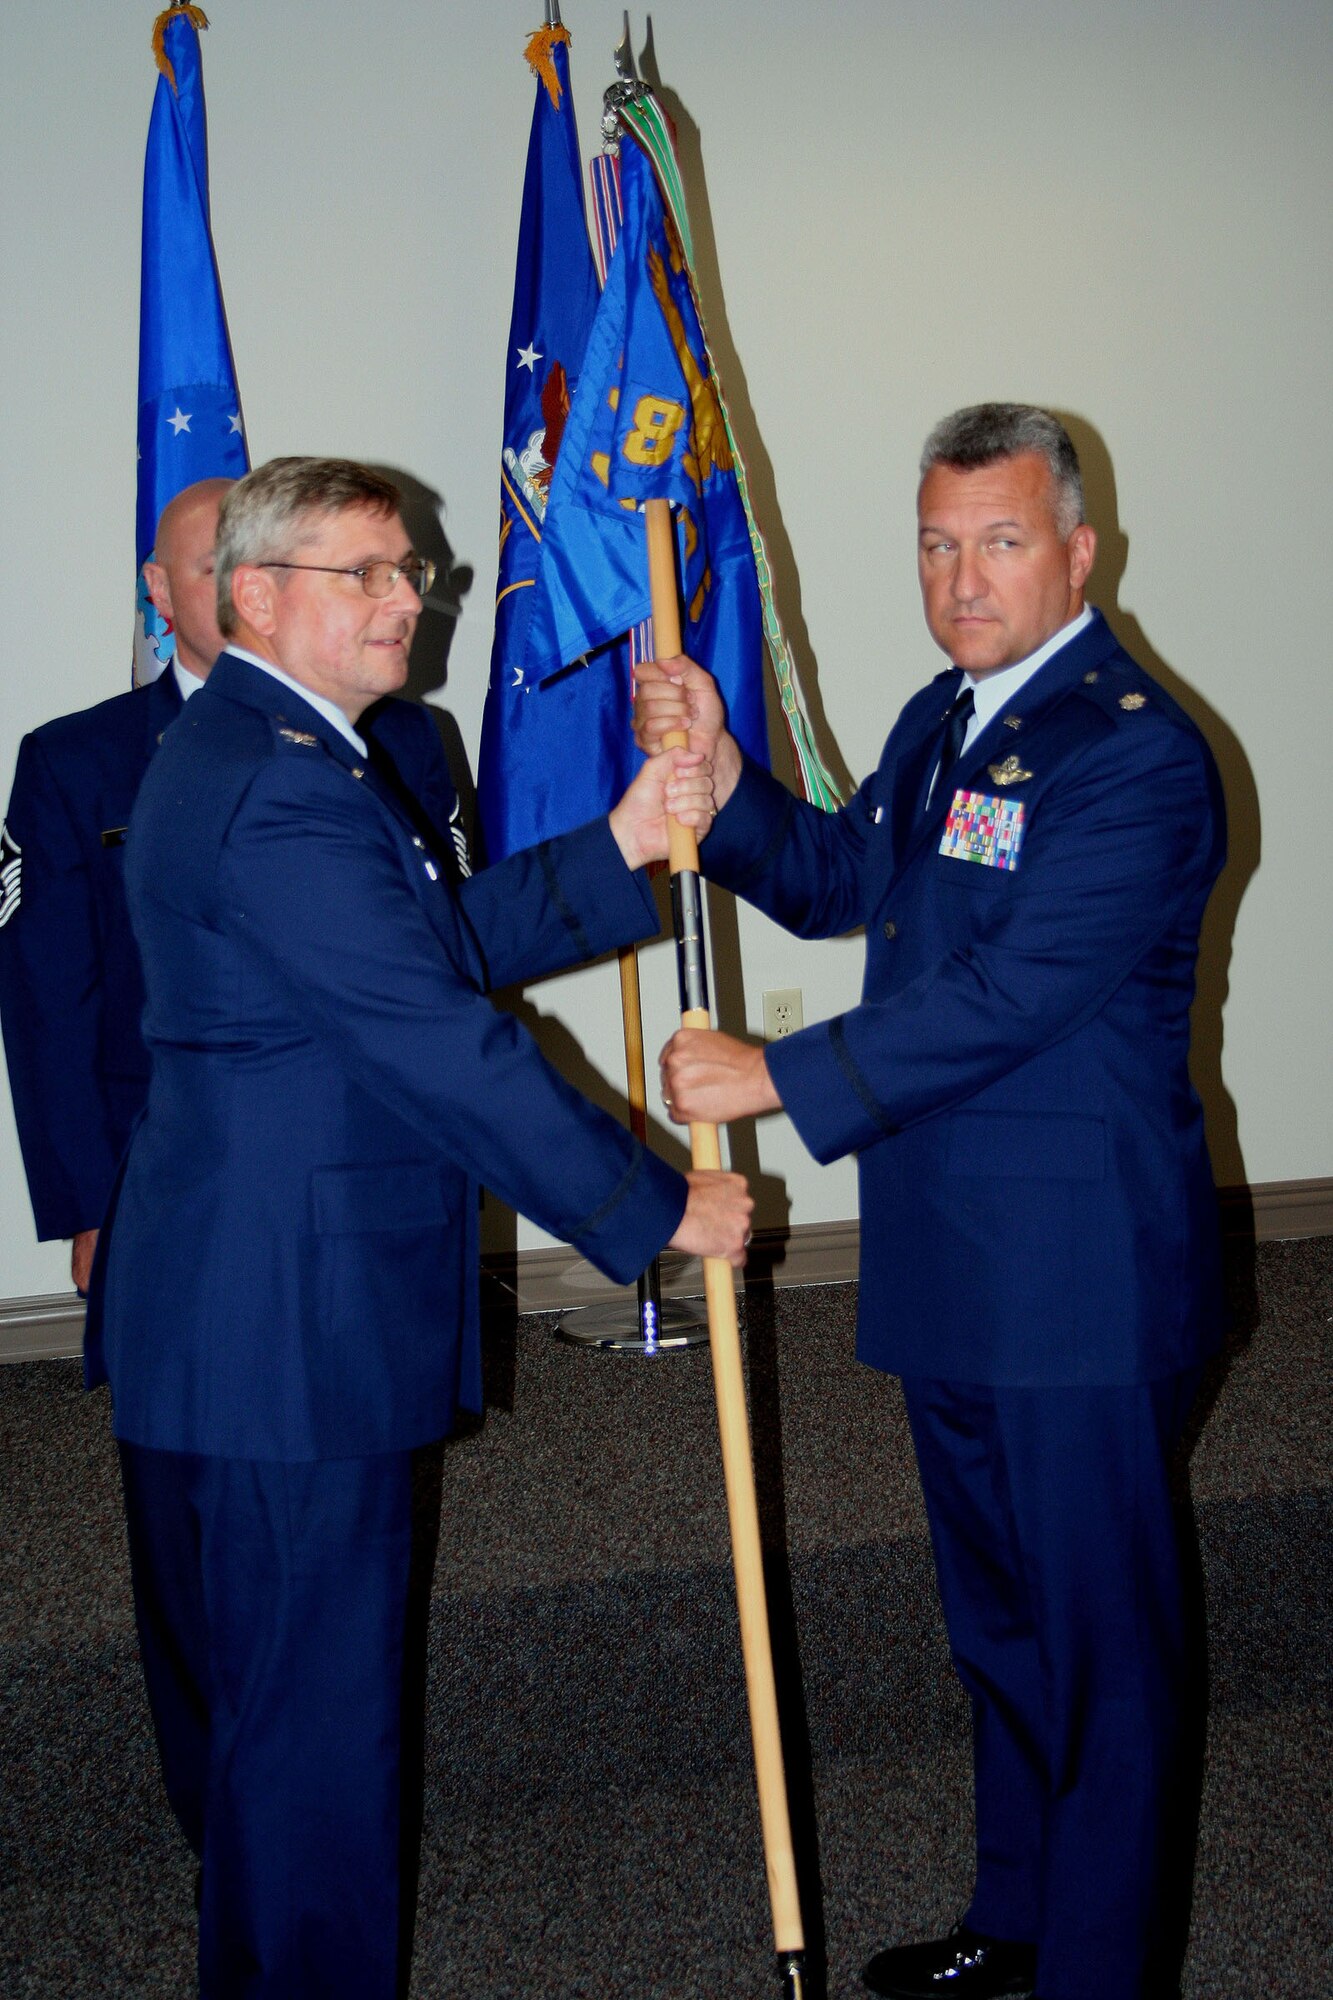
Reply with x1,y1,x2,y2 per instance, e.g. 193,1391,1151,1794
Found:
135,6,248,684
526,136,769,781
476,24,632,862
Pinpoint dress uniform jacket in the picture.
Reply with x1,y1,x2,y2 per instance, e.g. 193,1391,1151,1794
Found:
703,610,1227,1387
0,671,182,1241
90,653,685,1459
0,667,468,1249
702,608,1227,1997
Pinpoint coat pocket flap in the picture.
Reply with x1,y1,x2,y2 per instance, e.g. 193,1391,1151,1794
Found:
310,1161,451,1234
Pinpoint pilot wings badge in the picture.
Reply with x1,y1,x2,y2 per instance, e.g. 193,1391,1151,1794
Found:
987,755,1033,787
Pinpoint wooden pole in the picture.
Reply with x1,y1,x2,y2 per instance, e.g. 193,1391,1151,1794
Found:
618,944,649,1145
645,497,805,1984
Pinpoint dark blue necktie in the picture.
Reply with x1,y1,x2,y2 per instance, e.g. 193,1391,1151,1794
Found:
925,687,975,814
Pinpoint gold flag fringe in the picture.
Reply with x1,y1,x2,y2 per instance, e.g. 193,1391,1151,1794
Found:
524,23,573,113
151,6,210,95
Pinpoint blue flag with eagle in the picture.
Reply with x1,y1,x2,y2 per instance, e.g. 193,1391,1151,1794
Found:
134,5,248,683
476,23,624,860
525,136,769,773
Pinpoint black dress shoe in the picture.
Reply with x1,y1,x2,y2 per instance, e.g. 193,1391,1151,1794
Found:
861,1920,1037,1998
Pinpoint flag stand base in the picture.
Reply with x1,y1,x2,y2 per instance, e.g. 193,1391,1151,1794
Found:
555,1293,708,1352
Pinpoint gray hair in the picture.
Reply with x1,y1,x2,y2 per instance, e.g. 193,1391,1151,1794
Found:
920,404,1085,537
216,457,401,637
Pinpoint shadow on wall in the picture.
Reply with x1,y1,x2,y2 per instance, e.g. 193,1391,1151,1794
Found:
638,33,854,807
364,463,479,851
1061,415,1260,1206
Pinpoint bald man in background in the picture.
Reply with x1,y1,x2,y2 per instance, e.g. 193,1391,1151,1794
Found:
0,478,466,1291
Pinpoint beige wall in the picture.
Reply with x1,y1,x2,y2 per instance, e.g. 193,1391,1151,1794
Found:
1,0,1329,1295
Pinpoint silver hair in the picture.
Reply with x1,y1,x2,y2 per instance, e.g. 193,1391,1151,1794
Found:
920,404,1085,537
215,457,401,637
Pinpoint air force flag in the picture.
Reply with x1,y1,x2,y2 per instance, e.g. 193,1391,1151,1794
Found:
475,24,611,860
135,5,248,683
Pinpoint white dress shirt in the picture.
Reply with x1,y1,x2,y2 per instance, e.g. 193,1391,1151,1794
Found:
172,660,207,703
960,605,1094,754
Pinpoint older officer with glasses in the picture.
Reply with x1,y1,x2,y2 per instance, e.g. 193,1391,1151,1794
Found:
89,456,751,1999
0,477,468,1298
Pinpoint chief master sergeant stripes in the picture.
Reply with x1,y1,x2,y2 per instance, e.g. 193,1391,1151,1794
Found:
0,477,469,1294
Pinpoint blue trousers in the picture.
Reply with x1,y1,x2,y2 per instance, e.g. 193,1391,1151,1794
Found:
118,1442,417,2000
900,1373,1200,2000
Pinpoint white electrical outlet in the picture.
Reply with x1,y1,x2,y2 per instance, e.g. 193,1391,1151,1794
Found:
761,988,804,1039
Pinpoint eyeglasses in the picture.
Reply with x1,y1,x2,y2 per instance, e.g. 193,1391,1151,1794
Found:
257,557,436,600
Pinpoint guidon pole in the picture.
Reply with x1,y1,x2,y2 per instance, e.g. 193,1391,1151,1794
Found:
645,495,806,1998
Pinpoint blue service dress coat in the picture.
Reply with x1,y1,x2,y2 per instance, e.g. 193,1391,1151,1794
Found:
85,653,689,1999
91,652,686,1460
0,667,469,1248
704,609,1227,1387
703,608,1228,1997
0,670,182,1241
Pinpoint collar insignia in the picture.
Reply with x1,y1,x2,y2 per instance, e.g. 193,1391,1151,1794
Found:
987,754,1033,787
277,726,318,746
1003,714,1024,730
1119,692,1147,711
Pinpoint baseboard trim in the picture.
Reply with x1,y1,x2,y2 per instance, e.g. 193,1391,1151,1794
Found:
3,1181,1326,1365
1217,1175,1333,1242
0,1292,85,1364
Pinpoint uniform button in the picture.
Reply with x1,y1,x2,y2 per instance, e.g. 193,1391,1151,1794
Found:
883,920,897,940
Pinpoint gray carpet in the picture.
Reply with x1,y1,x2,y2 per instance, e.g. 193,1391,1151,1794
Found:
1,1237,1329,1997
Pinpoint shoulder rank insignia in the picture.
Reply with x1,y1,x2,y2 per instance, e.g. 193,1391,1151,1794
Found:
940,789,1026,870
1119,692,1147,711
277,726,319,746
987,754,1032,787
